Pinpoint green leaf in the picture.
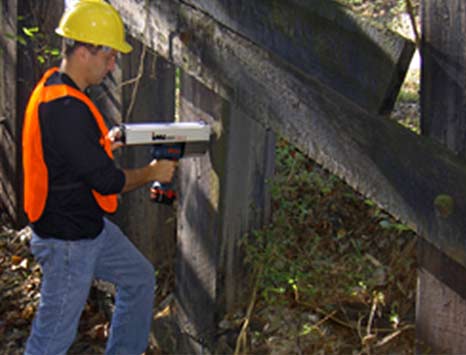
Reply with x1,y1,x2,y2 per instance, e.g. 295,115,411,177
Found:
393,223,412,232
300,323,313,336
379,220,392,229
17,35,27,46
22,26,39,38
50,48,61,56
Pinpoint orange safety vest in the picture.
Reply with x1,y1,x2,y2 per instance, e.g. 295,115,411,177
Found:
22,67,118,222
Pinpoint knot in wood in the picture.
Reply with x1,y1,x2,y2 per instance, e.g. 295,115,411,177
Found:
434,194,455,218
179,31,192,45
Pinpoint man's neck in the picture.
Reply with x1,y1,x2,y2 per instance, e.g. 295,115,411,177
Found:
59,59,87,91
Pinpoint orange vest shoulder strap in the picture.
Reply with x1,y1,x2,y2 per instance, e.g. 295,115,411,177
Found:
42,83,114,158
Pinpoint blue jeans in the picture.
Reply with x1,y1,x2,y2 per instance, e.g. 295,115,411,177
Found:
25,218,155,355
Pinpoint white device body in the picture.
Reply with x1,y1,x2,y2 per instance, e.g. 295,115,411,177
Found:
120,121,210,145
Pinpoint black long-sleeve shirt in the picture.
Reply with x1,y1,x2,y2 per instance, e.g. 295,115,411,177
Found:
32,72,125,240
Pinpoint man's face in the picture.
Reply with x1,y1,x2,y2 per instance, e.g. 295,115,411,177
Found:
85,47,119,86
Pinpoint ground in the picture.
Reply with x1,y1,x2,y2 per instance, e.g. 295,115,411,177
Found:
0,0,421,354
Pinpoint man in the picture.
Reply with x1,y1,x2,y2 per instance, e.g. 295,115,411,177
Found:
22,1,176,354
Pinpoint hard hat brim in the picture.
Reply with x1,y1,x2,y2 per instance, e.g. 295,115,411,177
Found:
56,27,133,54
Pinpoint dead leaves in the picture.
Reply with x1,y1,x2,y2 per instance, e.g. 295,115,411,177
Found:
86,323,109,342
0,227,36,353
241,135,418,354
0,226,109,354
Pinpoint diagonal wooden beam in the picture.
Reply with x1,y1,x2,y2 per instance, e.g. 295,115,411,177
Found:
111,0,466,266
182,0,415,115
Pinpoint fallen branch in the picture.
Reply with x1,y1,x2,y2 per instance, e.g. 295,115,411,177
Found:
234,264,263,355
296,301,413,336
365,294,379,339
375,324,414,348
312,310,337,330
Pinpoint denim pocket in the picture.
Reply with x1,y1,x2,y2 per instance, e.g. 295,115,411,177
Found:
30,236,61,276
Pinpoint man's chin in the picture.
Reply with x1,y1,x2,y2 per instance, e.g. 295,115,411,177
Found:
93,78,105,86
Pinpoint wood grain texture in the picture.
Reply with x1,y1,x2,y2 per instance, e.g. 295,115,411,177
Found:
417,0,466,351
417,267,466,353
421,0,466,158
175,74,225,352
183,0,415,115
113,39,177,266
174,72,274,352
0,0,18,225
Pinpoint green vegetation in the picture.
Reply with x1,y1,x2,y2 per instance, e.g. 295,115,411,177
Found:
239,139,418,353
18,25,60,65
3,13,61,71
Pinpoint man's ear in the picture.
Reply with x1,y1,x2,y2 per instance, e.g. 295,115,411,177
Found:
74,45,89,63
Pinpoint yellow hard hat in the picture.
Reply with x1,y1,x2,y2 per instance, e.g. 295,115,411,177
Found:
56,0,132,53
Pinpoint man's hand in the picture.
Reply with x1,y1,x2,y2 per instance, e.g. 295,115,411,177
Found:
107,126,123,151
121,159,177,193
148,159,177,183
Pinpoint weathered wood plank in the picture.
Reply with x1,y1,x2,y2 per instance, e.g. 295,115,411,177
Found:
112,0,466,267
417,266,466,353
15,1,37,224
218,106,275,313
0,0,17,225
418,239,466,301
175,74,224,352
175,72,274,352
183,0,415,115
114,38,177,266
421,0,466,158
416,0,466,352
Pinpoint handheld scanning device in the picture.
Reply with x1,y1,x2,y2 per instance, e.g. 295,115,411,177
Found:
112,121,211,204
149,143,184,204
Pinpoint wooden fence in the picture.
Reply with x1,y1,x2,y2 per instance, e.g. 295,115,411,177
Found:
113,1,466,352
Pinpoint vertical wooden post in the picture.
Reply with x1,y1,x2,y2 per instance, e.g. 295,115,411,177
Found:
115,37,177,266
174,72,274,353
0,0,18,226
418,0,466,352
421,0,466,158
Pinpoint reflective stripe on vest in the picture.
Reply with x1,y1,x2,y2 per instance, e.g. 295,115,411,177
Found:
22,67,118,222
